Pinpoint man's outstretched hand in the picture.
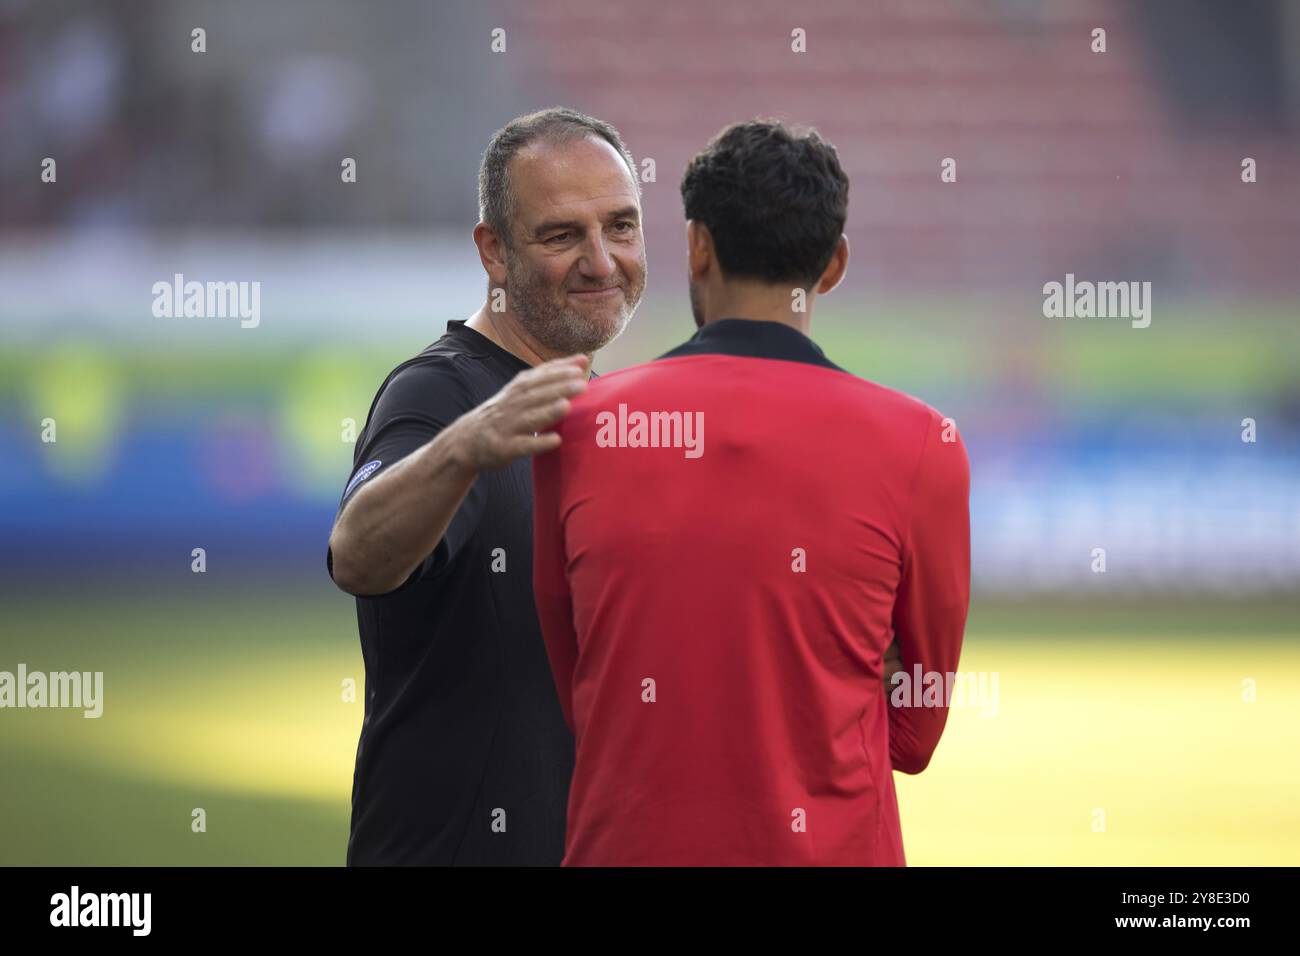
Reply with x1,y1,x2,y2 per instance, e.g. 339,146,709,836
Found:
451,354,589,470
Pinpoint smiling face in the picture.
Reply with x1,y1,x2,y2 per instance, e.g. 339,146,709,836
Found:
502,135,646,355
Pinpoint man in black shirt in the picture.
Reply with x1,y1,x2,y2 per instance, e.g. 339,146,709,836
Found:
326,108,646,865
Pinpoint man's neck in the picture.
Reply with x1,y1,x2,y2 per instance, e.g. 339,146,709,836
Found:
700,283,813,335
466,306,562,367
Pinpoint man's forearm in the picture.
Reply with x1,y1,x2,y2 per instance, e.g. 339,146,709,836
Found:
328,419,478,596
328,353,590,596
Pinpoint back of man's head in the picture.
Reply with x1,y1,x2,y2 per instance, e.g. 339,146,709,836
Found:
680,120,849,289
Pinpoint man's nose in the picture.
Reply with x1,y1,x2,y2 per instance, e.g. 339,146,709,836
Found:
578,234,617,281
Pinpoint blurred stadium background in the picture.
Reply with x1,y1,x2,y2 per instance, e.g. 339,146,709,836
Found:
1,0,1297,864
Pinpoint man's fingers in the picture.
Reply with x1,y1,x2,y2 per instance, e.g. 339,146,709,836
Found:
508,369,586,411
521,379,585,407
544,352,589,368
513,363,587,396
502,430,562,460
475,355,586,468
523,354,590,380
517,397,573,434
521,431,563,456
528,354,589,377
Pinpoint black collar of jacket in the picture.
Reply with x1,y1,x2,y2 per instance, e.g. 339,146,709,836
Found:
657,318,844,372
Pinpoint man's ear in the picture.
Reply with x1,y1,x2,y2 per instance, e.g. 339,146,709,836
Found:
474,222,509,288
815,234,849,295
686,220,713,281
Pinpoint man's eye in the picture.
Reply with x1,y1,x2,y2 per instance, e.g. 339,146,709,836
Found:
612,221,634,233
546,233,571,244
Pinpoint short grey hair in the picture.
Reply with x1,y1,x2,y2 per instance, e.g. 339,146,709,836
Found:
478,107,639,247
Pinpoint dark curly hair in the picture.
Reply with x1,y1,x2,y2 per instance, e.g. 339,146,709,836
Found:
680,119,849,288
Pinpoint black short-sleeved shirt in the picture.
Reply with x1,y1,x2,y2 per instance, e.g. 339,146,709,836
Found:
327,319,575,866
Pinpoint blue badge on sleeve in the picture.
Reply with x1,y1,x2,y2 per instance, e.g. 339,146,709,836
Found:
343,460,383,499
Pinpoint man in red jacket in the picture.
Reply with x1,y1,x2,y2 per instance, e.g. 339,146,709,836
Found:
533,120,971,866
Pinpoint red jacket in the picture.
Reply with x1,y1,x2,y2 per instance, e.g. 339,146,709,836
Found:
533,319,971,866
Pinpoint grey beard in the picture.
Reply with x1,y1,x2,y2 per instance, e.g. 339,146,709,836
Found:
520,300,625,355
506,262,638,355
